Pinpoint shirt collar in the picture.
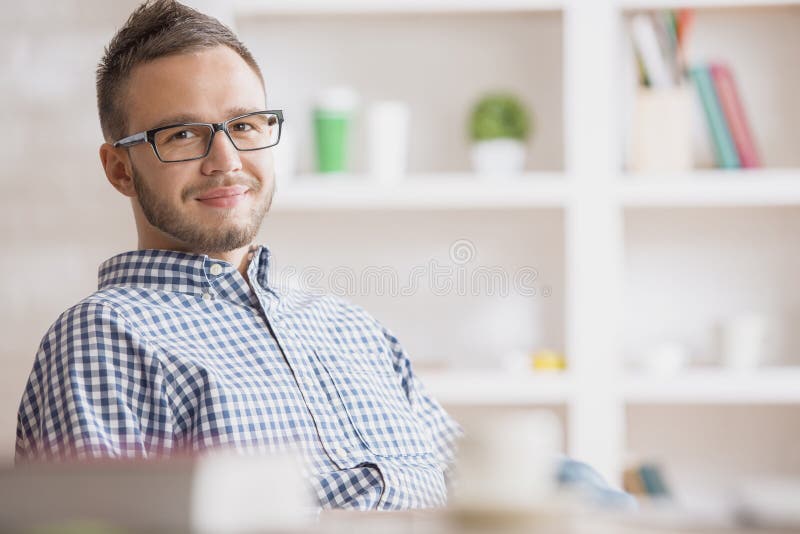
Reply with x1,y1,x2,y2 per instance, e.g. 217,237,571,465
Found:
98,244,273,307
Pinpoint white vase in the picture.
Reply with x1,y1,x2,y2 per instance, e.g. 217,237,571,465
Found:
367,101,410,184
470,138,527,176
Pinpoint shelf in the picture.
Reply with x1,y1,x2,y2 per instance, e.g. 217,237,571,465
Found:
416,368,571,405
273,171,800,210
619,169,800,207
419,368,800,406
272,173,567,211
616,0,800,9
624,368,800,404
234,0,563,16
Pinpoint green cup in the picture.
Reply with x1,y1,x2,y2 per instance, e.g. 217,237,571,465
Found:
314,109,351,173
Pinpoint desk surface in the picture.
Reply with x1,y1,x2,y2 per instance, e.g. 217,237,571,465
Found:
317,509,796,534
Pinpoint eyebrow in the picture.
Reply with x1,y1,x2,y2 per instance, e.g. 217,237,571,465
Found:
147,107,264,130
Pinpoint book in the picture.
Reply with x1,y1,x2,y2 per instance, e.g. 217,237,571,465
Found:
689,64,740,169
631,14,676,89
710,63,761,168
623,467,648,496
639,464,671,498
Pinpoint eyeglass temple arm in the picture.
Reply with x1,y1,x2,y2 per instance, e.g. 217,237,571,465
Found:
113,131,147,148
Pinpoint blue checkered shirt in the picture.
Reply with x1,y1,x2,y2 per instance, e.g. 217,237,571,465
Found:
16,245,462,510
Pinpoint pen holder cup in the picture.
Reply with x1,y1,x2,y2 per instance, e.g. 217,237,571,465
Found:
628,85,693,173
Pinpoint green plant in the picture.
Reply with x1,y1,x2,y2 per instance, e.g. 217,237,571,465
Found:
469,93,532,142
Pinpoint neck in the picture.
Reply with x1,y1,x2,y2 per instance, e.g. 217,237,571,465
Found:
137,236,257,281
204,244,257,281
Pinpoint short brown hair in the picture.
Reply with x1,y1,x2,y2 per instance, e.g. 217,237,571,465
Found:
96,0,264,141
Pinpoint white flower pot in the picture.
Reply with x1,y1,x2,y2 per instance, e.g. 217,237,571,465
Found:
470,138,527,176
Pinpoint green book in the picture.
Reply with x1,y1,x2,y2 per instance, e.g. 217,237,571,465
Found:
689,64,740,169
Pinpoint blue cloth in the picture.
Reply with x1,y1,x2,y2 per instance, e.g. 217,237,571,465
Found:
16,245,461,510
557,456,638,510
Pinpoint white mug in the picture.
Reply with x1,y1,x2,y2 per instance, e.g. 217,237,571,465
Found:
718,314,776,371
366,101,410,184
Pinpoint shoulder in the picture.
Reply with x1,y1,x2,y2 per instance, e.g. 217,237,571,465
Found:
37,291,140,352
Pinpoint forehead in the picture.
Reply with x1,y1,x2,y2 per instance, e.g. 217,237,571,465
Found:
124,45,265,131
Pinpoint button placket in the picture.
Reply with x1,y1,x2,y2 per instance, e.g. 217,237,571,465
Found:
276,332,363,468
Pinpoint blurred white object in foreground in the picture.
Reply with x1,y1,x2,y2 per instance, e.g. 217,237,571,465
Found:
451,409,562,513
0,451,313,533
734,477,800,529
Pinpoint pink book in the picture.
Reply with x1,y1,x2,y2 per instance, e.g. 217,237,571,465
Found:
710,62,761,168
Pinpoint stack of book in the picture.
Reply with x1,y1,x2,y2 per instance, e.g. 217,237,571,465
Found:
630,10,761,170
689,62,760,169
623,462,671,500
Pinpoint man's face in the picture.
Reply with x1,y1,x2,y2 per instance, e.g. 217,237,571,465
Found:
122,45,274,254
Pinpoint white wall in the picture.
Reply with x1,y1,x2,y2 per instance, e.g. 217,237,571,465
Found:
0,1,142,461
237,11,564,174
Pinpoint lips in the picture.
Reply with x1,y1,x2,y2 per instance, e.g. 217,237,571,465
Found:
196,185,249,200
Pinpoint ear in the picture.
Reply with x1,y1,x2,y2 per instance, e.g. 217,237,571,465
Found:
99,143,137,198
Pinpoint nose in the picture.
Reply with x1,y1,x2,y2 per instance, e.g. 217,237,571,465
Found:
200,128,243,175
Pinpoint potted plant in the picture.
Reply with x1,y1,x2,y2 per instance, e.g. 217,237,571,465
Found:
468,93,533,175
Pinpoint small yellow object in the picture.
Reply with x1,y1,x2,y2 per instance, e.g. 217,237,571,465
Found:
531,349,566,371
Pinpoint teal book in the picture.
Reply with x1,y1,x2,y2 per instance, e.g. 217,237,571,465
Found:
639,464,670,497
689,64,740,168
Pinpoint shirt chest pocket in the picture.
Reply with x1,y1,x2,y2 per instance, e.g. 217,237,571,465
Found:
316,350,434,459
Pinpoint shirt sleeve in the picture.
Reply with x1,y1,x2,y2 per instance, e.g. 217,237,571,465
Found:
375,321,463,480
15,300,174,463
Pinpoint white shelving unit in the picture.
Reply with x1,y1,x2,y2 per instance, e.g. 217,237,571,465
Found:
274,173,567,211
235,0,565,15
624,369,800,404
620,170,800,207
223,0,800,490
420,368,800,406
417,369,572,405
618,0,799,7
277,170,800,210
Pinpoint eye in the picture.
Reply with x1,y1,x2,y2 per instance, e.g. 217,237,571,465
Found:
231,122,255,132
169,129,197,141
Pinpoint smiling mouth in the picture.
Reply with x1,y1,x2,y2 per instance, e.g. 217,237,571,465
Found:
195,185,250,200
196,190,249,208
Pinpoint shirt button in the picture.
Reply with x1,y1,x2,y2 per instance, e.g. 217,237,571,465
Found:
202,292,213,301
209,264,223,276
334,447,348,458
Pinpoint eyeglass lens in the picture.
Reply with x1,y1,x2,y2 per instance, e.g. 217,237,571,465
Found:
153,113,280,161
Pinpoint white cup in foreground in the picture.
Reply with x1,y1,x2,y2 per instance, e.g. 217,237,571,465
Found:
452,410,562,513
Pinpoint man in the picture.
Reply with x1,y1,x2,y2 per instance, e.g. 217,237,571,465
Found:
16,0,630,512
15,0,458,510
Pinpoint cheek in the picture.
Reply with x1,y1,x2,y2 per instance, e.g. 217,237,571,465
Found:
134,162,183,200
247,150,275,178
165,167,202,203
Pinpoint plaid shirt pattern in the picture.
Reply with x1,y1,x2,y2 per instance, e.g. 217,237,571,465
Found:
16,245,462,510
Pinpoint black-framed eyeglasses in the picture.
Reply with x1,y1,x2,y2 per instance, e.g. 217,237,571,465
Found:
112,110,284,163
